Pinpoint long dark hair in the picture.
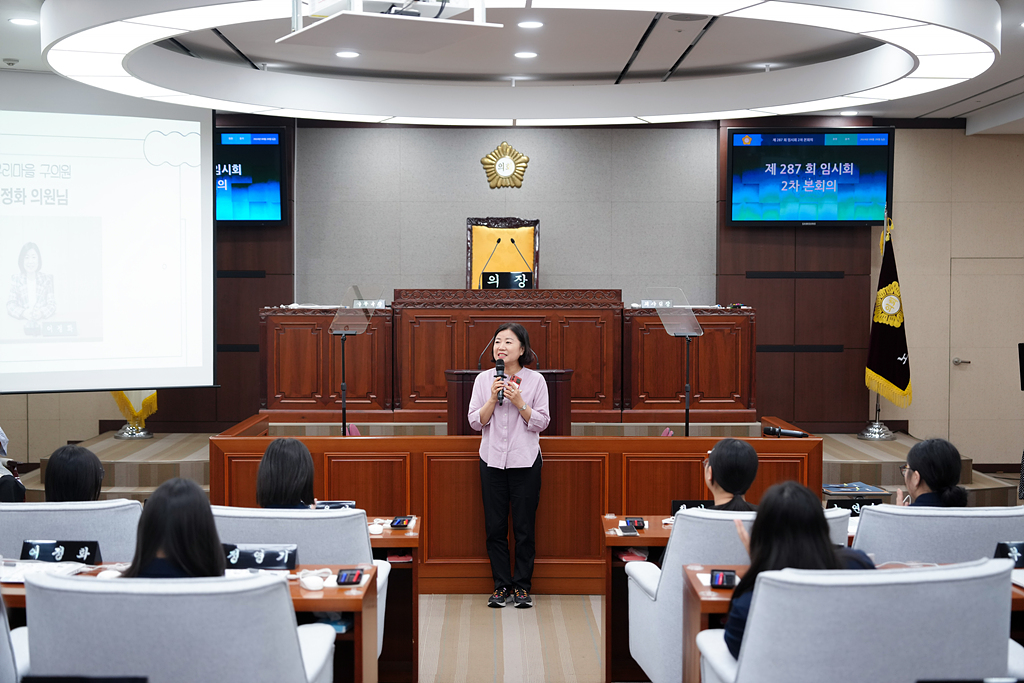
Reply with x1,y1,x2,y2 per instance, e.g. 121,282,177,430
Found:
45,445,104,502
256,438,315,508
489,322,537,367
708,438,759,498
730,481,839,604
124,478,225,578
906,439,968,507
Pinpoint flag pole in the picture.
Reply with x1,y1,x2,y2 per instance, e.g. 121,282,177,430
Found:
858,393,897,441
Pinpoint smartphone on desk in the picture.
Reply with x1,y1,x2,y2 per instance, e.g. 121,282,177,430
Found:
619,524,639,537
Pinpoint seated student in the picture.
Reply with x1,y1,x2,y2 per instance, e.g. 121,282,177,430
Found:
896,438,968,507
45,445,104,502
256,438,315,509
704,438,759,512
724,481,873,658
0,425,26,503
123,478,226,578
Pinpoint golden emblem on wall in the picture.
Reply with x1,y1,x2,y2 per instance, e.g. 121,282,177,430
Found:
481,141,529,189
872,281,904,328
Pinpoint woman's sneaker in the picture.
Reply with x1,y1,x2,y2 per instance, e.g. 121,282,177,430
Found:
488,586,511,608
512,587,533,608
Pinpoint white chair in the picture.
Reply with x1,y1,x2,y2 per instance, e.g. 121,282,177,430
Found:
697,558,1024,683
1,599,29,682
25,571,335,683
823,506,851,546
852,504,1024,565
0,500,142,563
626,508,755,683
211,505,390,658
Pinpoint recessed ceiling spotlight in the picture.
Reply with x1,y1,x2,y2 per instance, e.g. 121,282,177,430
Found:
667,14,707,22
515,52,537,59
336,51,359,59
840,111,858,116
518,21,543,29
9,18,38,26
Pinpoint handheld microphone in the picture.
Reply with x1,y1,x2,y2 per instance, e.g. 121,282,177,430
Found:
495,359,505,406
763,426,809,438
478,237,501,288
509,238,532,272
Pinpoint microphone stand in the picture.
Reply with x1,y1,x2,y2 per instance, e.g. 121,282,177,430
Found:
509,238,532,282
478,237,501,288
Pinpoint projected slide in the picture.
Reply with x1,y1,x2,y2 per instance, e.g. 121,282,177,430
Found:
731,132,890,223
0,110,213,393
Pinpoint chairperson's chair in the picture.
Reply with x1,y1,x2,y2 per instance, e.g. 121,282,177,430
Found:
852,504,1024,564
1,599,29,682
625,509,756,683
0,500,142,562
25,571,336,683
697,558,1024,683
211,505,390,657
823,506,851,546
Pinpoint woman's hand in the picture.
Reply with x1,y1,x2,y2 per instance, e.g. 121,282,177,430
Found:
488,376,503,404
895,487,910,506
734,518,751,556
503,378,525,409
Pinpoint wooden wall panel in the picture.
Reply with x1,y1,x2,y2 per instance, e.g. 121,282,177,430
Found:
217,275,293,346
534,455,607,561
794,277,871,347
622,455,706,513
326,312,392,411
746,457,806,503
560,315,608,403
756,352,794,420
694,319,747,407
464,314,553,370
794,226,872,274
633,319,686,402
325,452,410,516
272,323,323,403
400,314,458,410
794,349,870,426
717,275,794,345
225,454,263,508
216,352,263,423
423,454,487,562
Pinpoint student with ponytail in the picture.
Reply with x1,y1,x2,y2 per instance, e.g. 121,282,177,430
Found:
896,438,969,507
704,438,758,512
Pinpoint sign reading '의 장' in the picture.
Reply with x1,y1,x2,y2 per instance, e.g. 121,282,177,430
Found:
481,141,529,189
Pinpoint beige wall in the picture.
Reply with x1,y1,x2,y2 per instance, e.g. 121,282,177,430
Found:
1,392,123,463
877,129,1024,463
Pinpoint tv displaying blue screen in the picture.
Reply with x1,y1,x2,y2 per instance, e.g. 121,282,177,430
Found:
214,128,284,224
727,127,894,227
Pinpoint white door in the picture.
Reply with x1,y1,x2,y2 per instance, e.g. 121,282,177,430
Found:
948,257,1024,465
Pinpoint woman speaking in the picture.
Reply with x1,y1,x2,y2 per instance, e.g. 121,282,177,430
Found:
469,323,550,609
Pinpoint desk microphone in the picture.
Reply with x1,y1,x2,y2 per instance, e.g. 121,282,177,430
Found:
478,238,501,288
495,359,505,406
763,426,809,438
509,238,531,273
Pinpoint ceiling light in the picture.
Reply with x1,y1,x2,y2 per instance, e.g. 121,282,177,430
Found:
336,51,359,58
515,52,537,59
753,96,883,116
516,117,645,126
52,21,184,53
840,111,858,116
261,109,391,123
913,53,995,79
728,2,921,34
531,1,763,13
47,50,129,78
863,24,989,56
518,21,543,28
72,77,179,98
144,94,271,113
8,18,38,26
853,77,966,100
387,117,513,126
638,110,771,123
124,1,288,32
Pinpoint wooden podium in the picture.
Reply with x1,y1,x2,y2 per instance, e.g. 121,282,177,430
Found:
445,368,574,436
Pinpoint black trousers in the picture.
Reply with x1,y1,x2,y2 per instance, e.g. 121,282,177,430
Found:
479,454,542,592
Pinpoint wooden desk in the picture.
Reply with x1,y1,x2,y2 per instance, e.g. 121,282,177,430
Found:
682,565,1024,683
2,563,378,683
371,523,420,683
601,514,671,683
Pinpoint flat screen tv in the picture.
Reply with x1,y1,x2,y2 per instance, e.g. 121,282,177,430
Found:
727,127,894,227
213,127,285,226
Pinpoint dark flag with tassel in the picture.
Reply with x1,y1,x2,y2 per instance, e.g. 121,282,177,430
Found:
865,217,912,407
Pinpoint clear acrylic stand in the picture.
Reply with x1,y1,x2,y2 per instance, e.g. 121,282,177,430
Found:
329,286,385,436
642,287,704,436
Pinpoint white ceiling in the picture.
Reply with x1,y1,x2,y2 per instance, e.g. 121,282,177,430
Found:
3,0,1023,130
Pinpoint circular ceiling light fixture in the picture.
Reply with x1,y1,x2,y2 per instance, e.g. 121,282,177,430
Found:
514,51,537,59
335,51,359,58
518,21,543,28
667,14,707,21
9,18,38,26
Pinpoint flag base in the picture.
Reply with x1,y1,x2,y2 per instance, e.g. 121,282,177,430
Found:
857,420,897,441
114,423,154,440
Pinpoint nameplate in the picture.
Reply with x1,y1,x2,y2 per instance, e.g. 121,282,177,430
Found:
828,498,883,516
222,543,297,569
315,500,356,510
995,541,1024,567
21,540,101,564
672,500,715,514
482,272,533,289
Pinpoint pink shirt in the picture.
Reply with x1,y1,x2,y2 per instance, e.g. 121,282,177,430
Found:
468,365,550,469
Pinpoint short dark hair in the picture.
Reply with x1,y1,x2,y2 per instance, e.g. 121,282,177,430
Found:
256,438,315,508
707,438,759,496
18,242,41,273
124,478,225,578
906,438,968,507
731,481,839,603
45,445,104,502
489,322,537,367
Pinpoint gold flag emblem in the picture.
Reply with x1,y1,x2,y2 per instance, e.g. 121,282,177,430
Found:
872,281,904,328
